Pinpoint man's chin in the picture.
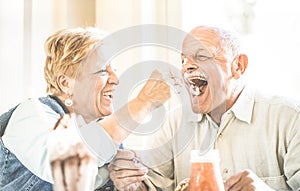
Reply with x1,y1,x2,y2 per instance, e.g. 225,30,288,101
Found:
191,104,208,114
190,96,212,114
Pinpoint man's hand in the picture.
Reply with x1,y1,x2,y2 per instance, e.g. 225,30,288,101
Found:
224,169,275,191
108,150,148,191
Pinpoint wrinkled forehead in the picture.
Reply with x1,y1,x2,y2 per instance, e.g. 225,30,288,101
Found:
182,28,220,56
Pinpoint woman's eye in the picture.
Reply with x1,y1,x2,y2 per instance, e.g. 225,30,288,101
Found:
95,69,108,76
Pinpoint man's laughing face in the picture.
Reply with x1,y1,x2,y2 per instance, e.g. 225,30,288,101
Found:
181,30,227,115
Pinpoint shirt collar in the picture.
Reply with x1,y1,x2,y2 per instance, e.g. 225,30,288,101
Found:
230,85,255,124
185,85,255,124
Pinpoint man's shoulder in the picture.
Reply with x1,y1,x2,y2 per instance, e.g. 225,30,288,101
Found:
254,91,300,113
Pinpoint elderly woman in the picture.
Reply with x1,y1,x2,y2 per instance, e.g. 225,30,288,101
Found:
0,28,170,191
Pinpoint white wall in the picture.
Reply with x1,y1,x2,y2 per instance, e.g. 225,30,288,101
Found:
181,0,300,98
1,0,299,112
0,0,95,113
0,1,25,111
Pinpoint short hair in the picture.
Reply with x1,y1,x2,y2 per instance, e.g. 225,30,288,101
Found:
44,27,107,95
189,25,241,62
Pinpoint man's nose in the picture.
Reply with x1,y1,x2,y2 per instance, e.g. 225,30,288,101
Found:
182,57,197,73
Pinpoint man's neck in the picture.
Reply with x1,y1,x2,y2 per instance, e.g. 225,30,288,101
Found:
209,102,226,125
208,84,245,124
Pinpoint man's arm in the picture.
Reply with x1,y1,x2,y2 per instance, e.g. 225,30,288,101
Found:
283,113,300,190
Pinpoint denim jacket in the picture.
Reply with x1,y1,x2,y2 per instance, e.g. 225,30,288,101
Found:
0,138,53,191
0,96,65,190
0,96,115,191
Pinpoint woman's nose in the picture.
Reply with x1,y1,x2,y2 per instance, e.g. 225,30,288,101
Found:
108,71,119,85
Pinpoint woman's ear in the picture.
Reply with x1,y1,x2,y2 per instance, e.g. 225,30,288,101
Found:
231,54,248,79
57,74,74,95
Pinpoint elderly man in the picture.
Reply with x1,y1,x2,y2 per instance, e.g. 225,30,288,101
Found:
108,25,300,191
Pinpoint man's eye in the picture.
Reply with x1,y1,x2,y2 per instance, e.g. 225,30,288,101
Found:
187,67,197,73
195,54,210,61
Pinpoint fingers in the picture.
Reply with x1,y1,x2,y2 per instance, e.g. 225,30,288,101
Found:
109,157,148,178
109,150,148,171
110,167,147,177
138,70,171,107
114,149,136,160
224,169,272,191
240,184,255,191
51,155,97,191
229,177,253,191
113,175,146,190
51,157,79,191
109,150,137,169
109,160,144,171
108,149,146,171
77,156,98,190
109,168,147,191
108,150,148,191
149,69,163,80
64,156,79,191
224,170,248,190
50,114,97,191
51,160,65,191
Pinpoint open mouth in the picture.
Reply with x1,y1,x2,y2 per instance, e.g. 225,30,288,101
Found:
103,91,113,99
184,71,208,96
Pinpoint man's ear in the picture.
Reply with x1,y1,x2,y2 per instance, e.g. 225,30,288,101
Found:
57,74,74,95
231,54,248,79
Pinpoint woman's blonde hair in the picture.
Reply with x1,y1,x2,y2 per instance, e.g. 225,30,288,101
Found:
44,27,107,95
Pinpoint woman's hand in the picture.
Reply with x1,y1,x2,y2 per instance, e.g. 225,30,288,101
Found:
137,70,171,109
49,114,98,191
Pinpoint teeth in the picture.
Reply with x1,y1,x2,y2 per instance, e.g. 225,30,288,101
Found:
184,71,208,96
189,76,206,82
103,91,112,96
190,85,201,96
184,72,208,85
190,73,207,81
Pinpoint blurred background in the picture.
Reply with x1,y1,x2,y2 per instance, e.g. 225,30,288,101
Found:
1,0,300,114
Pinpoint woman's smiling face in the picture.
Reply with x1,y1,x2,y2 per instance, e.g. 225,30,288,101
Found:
72,46,119,122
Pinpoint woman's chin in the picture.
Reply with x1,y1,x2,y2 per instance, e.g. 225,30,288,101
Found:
97,107,113,117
